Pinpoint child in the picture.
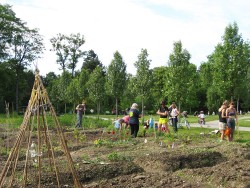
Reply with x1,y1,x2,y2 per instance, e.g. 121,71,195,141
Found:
113,118,124,130
198,111,206,127
122,115,130,129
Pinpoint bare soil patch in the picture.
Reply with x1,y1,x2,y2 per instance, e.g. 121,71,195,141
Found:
1,127,250,188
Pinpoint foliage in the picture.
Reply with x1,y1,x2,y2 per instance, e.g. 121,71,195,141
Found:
106,51,127,117
50,33,85,77
133,49,152,123
0,4,44,113
166,41,197,113
107,151,132,161
1,5,250,114
206,22,250,111
86,66,106,118
81,50,103,73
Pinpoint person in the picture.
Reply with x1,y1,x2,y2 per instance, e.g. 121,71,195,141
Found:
113,118,124,130
226,102,238,142
156,101,170,134
198,111,206,127
75,101,86,128
122,115,130,129
129,103,142,138
143,119,150,137
218,100,229,142
170,102,179,133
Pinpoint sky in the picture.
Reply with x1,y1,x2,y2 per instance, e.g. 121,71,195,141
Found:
2,0,250,76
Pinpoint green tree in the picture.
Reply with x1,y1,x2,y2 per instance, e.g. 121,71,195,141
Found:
50,33,69,72
86,66,105,118
82,50,103,73
198,62,214,112
166,41,194,113
66,78,80,112
67,33,85,77
0,4,44,112
58,71,72,113
50,33,85,76
106,51,127,117
207,22,250,111
77,68,90,102
151,66,168,106
134,48,152,123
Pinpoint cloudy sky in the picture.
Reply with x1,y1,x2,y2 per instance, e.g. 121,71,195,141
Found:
2,0,250,76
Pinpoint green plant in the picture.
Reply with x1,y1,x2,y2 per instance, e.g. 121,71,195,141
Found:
73,129,86,143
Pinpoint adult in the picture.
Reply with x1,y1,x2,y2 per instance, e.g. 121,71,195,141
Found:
75,101,86,128
170,102,179,133
226,102,238,142
218,100,229,141
129,103,142,138
156,101,170,133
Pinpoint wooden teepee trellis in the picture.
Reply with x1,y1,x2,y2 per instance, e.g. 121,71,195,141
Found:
0,70,82,187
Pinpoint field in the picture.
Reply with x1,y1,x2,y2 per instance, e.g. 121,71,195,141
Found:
1,115,250,187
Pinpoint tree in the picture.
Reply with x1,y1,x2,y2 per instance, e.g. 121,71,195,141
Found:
82,50,103,73
67,33,85,77
0,4,44,112
166,41,194,113
207,22,250,111
66,78,80,112
50,33,69,72
86,66,105,118
134,48,152,124
58,71,72,113
50,33,85,76
151,66,168,105
106,51,127,117
77,68,90,102
0,4,24,60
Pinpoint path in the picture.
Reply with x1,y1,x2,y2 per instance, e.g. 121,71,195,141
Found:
190,116,250,131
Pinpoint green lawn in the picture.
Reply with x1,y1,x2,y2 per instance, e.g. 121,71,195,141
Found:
1,113,250,143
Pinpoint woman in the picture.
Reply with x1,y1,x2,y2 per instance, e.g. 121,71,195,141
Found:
129,103,142,138
226,102,238,142
170,102,179,133
218,100,229,141
156,101,170,134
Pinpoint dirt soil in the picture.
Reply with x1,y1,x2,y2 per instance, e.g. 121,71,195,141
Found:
1,126,250,188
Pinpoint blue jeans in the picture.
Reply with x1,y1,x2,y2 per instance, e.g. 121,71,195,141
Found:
76,114,83,127
172,117,178,132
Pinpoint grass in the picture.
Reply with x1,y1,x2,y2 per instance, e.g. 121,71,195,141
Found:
1,113,250,143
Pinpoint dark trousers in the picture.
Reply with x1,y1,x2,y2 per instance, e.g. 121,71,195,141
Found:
130,123,139,138
172,117,178,132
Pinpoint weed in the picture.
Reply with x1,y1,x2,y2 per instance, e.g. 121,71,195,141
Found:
107,151,132,162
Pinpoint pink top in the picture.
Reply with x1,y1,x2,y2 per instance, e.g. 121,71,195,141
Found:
122,115,130,123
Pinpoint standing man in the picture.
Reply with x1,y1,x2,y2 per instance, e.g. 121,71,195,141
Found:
75,101,86,128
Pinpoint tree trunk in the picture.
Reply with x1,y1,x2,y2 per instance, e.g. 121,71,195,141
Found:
141,98,144,125
178,101,181,121
115,98,118,118
15,69,20,114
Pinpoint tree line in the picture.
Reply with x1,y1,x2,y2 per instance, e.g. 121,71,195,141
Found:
1,4,250,116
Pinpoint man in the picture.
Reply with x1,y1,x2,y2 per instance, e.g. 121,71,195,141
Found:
75,101,86,128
